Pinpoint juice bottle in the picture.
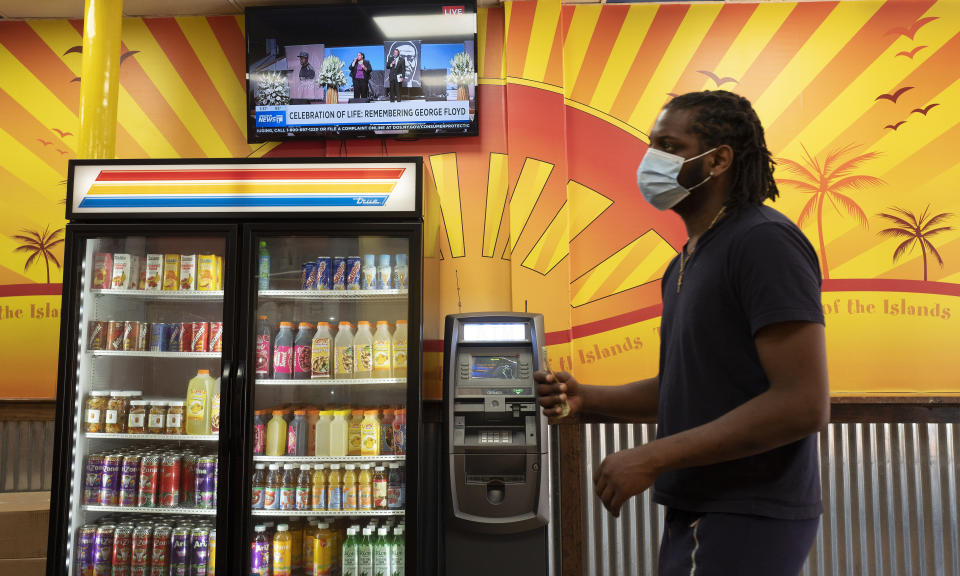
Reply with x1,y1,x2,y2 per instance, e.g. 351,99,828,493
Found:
330,410,350,457
273,322,295,379
326,464,343,511
303,519,317,575
307,409,320,455
210,377,221,434
255,315,272,378
391,320,407,378
377,254,392,289
251,525,271,576
387,463,404,510
296,464,312,511
348,410,364,456
354,321,374,378
390,526,405,576
287,410,308,456
311,464,327,511
251,463,266,509
393,409,406,455
258,240,271,290
311,322,333,379
266,410,288,457
372,466,387,510
253,410,267,455
372,321,392,378
334,321,354,379
272,524,292,576
314,409,333,456
293,322,314,379
289,517,303,573
279,464,296,511
380,409,395,455
185,369,214,435
342,464,358,511
393,253,408,290
358,528,374,576
341,527,359,576
358,464,373,511
264,464,281,510
374,527,390,576
360,410,381,457
361,254,377,290
315,522,335,576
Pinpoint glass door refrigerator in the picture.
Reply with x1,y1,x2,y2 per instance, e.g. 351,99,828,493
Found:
47,158,422,576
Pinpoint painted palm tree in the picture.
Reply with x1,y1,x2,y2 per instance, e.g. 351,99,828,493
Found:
11,225,64,283
876,206,953,281
776,143,884,279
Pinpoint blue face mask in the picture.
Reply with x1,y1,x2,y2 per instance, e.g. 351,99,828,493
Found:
636,147,716,211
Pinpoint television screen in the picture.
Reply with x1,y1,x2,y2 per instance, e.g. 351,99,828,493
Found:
246,3,479,141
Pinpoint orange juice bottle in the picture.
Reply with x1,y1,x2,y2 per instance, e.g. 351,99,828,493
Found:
272,524,292,576
327,464,343,511
360,410,381,457
311,464,327,511
314,521,334,576
342,464,358,511
358,464,373,511
348,410,364,456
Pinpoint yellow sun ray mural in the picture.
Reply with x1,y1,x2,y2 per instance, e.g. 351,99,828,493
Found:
483,153,509,258
509,158,554,252
571,231,677,308
562,6,602,96
429,153,466,258
523,0,561,84
588,6,657,113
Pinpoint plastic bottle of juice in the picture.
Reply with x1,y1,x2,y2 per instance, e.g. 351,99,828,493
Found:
380,409,395,455
387,463,404,510
293,322,314,379
209,377,221,434
326,464,343,511
266,410,288,457
348,410,364,456
311,322,333,379
251,463,266,510
314,521,334,576
373,466,387,510
374,527,390,576
358,527,374,576
272,524,291,576
314,409,333,456
258,240,271,290
334,321,354,379
289,517,303,573
391,320,407,378
354,321,374,378
360,410,381,457
330,410,350,457
361,254,377,290
251,525,271,576
341,526,359,576
311,464,327,511
377,254,392,290
303,519,317,575
306,409,319,455
264,464,281,510
185,369,214,435
372,321,392,379
255,315,272,379
287,410,308,456
393,409,406,455
296,464,312,511
393,253,408,290
273,322,295,380
343,464,358,511
390,526,405,576
279,464,297,511
358,464,373,511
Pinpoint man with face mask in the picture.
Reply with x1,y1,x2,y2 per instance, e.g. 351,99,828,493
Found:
536,91,827,575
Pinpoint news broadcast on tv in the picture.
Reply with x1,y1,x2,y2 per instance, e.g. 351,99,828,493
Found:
246,3,478,140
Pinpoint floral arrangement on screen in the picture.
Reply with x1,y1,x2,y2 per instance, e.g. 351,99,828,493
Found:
316,55,348,88
447,52,477,88
255,71,290,106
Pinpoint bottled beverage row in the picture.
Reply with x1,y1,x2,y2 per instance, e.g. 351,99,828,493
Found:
83,448,218,510
257,317,407,380
88,320,223,354
251,518,404,576
253,461,405,513
255,406,406,457
76,516,215,576
85,370,221,436
258,244,409,292
94,252,223,291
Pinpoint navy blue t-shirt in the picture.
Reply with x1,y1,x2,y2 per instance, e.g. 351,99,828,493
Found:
653,204,824,520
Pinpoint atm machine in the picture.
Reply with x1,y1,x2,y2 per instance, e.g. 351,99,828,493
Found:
442,312,554,576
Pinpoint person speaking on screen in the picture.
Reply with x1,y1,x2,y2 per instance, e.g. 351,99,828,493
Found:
387,48,406,103
350,52,372,100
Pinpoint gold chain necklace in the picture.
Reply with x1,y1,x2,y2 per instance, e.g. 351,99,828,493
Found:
677,206,727,293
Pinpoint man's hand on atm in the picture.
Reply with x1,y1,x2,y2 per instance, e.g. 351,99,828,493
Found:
534,370,583,418
593,443,660,518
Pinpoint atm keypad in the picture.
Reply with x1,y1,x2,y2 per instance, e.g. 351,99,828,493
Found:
480,431,513,444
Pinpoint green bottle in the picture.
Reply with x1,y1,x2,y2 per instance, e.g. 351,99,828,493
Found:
390,526,404,576
341,527,359,576
357,527,374,576
374,527,390,576
258,240,270,290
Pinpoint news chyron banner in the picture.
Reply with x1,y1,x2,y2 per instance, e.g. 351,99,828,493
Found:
256,100,471,135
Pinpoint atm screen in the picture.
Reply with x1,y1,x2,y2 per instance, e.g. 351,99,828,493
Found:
470,355,519,379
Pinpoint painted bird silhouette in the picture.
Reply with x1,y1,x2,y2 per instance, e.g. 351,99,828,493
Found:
896,45,927,59
885,17,938,40
63,45,82,56
884,121,907,131
911,103,940,116
37,138,52,146
51,128,73,138
120,50,140,63
875,86,914,103
697,70,739,87
56,149,69,156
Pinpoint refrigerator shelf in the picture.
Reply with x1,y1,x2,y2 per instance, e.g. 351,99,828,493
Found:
251,509,404,517
256,377,406,386
91,289,224,300
258,289,408,301
90,350,221,359
83,505,217,516
86,432,219,441
253,455,406,463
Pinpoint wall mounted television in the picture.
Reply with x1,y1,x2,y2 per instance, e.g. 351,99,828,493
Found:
246,2,479,141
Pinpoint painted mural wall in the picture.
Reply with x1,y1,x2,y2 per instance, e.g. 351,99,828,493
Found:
1,0,958,399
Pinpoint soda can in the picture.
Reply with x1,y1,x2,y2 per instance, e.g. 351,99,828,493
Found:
88,321,106,351
137,454,160,507
332,257,346,290
100,454,123,506
112,524,134,576
170,527,190,576
346,256,361,290
208,322,223,353
191,322,209,353
77,524,97,576
149,525,171,576
181,454,198,506
148,323,169,352
195,456,216,509
315,256,332,290
107,321,125,351
123,321,140,351
83,454,104,505
189,527,210,575
92,525,115,576
119,454,141,507
130,524,152,576
180,322,194,353
208,528,216,576
167,323,182,352
301,261,317,290
136,321,149,351
159,454,182,507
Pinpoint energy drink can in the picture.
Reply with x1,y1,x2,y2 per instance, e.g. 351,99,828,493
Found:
136,321,149,351
180,322,194,353
167,323,182,352
100,454,122,506
77,524,97,576
301,261,317,290
208,322,223,353
92,524,115,576
130,524,152,576
189,527,210,575
83,454,104,505
123,321,140,351
148,323,168,352
137,454,160,507
107,321,125,351
88,321,106,350
191,322,209,353
112,524,134,576
119,454,141,507
149,525,171,576
332,257,346,290
315,256,332,290
346,256,361,290
196,456,217,509
170,527,190,576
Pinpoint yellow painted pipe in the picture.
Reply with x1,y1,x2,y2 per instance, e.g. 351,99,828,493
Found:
78,0,123,159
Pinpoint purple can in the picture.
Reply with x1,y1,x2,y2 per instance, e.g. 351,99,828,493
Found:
212,458,218,508
119,454,141,507
170,527,190,576
195,456,216,509
346,256,361,290
332,256,346,290
301,261,317,290
77,524,97,576
100,454,122,506
93,524,115,576
149,323,169,352
315,256,332,290
167,322,182,352
189,527,210,576
83,454,104,505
